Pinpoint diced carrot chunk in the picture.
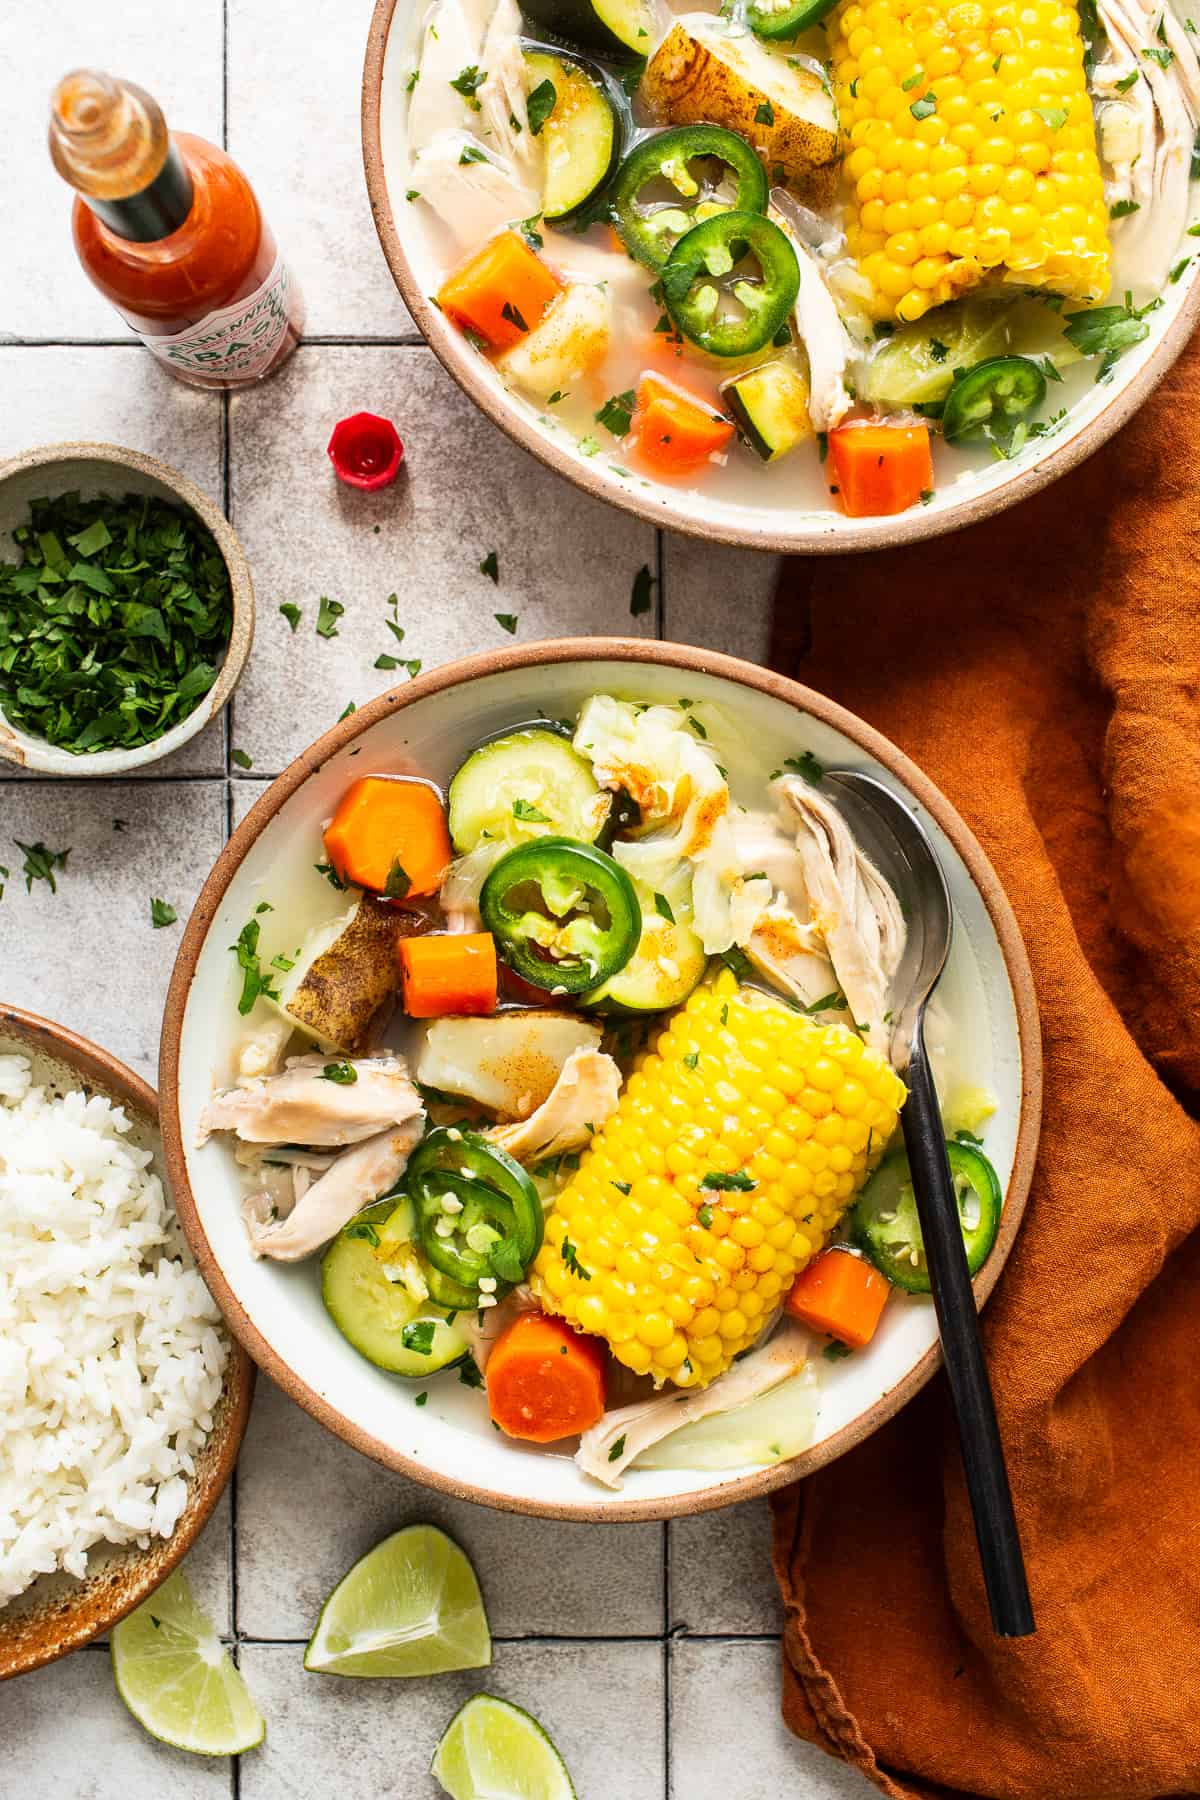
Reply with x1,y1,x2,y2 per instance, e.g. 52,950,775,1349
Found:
487,1313,607,1442
630,371,735,477
400,932,497,1018
785,1247,892,1349
437,231,563,350
322,776,451,897
828,423,933,517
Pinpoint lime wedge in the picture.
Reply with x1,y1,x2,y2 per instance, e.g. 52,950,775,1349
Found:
432,1694,577,1800
304,1523,491,1678
110,1571,264,1756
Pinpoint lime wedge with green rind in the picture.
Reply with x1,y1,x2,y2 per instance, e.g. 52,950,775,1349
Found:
432,1694,577,1799
304,1523,491,1678
111,1570,264,1756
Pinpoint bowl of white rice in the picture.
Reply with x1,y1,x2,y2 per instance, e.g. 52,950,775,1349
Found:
0,1005,252,1681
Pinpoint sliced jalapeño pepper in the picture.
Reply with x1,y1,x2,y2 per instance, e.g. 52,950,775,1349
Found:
408,1128,544,1294
849,1141,1002,1294
611,126,769,270
661,212,800,357
941,355,1047,448
480,836,640,993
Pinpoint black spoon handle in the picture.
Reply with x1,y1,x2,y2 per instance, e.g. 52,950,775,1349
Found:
901,1029,1035,1638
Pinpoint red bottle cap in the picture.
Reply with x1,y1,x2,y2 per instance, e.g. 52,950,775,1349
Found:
327,412,404,490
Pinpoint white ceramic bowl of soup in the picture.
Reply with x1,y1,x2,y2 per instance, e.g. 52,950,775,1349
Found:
159,641,1041,1520
361,0,1200,553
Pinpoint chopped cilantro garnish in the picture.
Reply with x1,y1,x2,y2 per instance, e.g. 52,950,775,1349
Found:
320,1061,357,1084
479,549,499,583
494,612,518,634
316,595,344,639
149,897,177,928
630,565,655,617
596,389,636,436
526,78,557,134
513,798,550,822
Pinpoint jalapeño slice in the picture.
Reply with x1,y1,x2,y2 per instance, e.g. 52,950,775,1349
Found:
408,1129,544,1294
480,836,641,993
611,125,770,270
661,211,800,357
850,1141,1002,1294
941,355,1047,448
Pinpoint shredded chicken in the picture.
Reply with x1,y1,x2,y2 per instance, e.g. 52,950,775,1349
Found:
242,1115,425,1261
1094,0,1200,294
771,195,856,431
487,1049,622,1162
576,1325,809,1487
197,1053,422,1148
743,903,840,1011
773,777,906,1053
477,0,538,169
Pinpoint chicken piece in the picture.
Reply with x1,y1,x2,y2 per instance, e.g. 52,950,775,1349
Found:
487,1049,621,1163
743,903,840,1011
197,1053,422,1148
410,132,541,252
729,809,810,911
416,1013,602,1117
477,0,541,171
576,1325,809,1487
771,198,856,431
407,0,486,153
242,1116,425,1262
774,777,906,1052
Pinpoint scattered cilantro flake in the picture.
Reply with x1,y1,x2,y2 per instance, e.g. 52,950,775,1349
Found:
406,188,421,202
315,860,346,889
685,714,707,739
720,946,755,985
910,92,937,118
596,389,636,436
459,145,488,165
320,1061,358,1084
401,1319,436,1355
375,653,400,670
928,338,949,362
1142,42,1173,66
1035,104,1069,129
406,68,419,91
755,100,775,124
561,1238,592,1280
384,858,412,899
621,58,646,96
232,747,253,769
901,69,923,90
816,431,829,463
403,659,422,678
513,798,550,823
700,1170,756,1192
500,300,528,332
316,595,344,639
494,612,518,634
546,389,566,404
697,1203,714,1228
684,1051,699,1070
1170,256,1191,283
337,701,357,721
16,841,70,894
1115,68,1140,90
415,1390,429,1406
479,549,499,583
784,750,825,785
653,891,675,923
919,489,935,504
578,434,600,455
449,64,485,106
630,564,655,617
149,897,177,928
608,1434,627,1461
229,916,280,1016
458,1357,485,1388
279,602,301,631
1064,292,1156,366
612,1180,632,1195
527,78,557,134
519,216,544,250
824,1340,853,1360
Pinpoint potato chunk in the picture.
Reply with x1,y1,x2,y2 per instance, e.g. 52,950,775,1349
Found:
495,283,612,403
642,16,838,190
416,1012,602,1117
275,894,407,1053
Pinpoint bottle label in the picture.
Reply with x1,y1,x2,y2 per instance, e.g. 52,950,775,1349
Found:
145,254,294,380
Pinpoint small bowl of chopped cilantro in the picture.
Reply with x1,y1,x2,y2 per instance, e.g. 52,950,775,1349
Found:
0,442,253,774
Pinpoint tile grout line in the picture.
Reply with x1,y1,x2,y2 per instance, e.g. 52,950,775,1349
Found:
88,1631,786,1650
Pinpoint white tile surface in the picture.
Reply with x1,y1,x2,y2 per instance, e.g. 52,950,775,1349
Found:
228,344,657,773
671,1639,878,1800
227,0,418,341
669,1500,783,1638
0,0,224,343
661,534,780,665
239,1638,665,1800
236,1377,665,1641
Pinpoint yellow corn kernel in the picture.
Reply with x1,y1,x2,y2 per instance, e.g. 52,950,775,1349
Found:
529,972,906,1389
829,0,1109,320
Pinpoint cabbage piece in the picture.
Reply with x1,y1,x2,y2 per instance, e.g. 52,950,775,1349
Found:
634,1365,820,1471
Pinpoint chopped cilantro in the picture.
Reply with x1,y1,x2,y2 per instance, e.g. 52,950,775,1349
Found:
910,92,937,119
526,78,557,134
479,549,499,583
653,891,675,923
561,1238,592,1280
494,612,518,634
755,100,775,124
401,1319,436,1355
229,916,280,1016
279,602,301,631
700,1170,756,1192
149,897,177,928
630,564,655,617
16,841,70,894
596,389,636,436
316,595,344,638
513,798,550,822
384,858,411,899
608,1434,627,1461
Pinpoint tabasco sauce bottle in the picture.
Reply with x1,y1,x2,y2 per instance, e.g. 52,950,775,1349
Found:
49,70,303,390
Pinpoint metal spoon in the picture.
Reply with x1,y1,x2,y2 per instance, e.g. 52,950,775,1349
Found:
825,769,1035,1639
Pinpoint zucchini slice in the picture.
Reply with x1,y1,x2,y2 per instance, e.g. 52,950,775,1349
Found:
524,49,622,221
322,1201,470,1377
723,359,812,462
519,0,657,60
582,886,708,1012
448,726,610,854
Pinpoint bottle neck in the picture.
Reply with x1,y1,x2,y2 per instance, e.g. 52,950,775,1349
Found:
49,69,195,243
83,140,194,241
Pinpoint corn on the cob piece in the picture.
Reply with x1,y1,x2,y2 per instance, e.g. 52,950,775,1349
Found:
530,970,907,1388
830,0,1110,323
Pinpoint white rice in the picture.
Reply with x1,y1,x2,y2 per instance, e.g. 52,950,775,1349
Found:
0,1054,228,1607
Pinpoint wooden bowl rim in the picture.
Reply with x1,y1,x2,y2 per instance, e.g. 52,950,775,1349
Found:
0,1004,253,1680
360,0,1200,555
0,441,254,775
159,637,1042,1522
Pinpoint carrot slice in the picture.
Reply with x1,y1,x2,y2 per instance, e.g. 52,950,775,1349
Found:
323,776,451,898
630,371,735,477
784,1247,891,1349
486,1313,607,1442
400,932,497,1018
828,423,933,517
437,231,563,351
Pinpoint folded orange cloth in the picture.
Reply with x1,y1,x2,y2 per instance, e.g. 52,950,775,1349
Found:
767,333,1200,1800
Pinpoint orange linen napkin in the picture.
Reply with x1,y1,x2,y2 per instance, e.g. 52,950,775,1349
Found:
767,332,1200,1800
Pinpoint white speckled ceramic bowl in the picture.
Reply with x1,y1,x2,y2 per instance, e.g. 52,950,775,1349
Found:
0,443,253,775
362,0,1200,554
0,1005,253,1682
160,641,1041,1521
